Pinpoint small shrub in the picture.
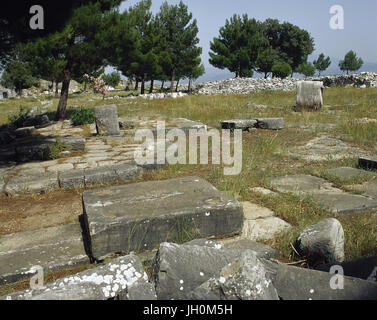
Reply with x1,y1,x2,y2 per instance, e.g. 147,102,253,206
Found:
272,62,292,79
70,107,95,126
43,138,67,160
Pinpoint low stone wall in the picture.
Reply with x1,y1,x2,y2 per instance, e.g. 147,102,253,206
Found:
194,72,377,96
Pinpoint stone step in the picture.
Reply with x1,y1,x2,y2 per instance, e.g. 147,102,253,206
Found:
0,224,90,286
3,163,142,196
82,176,244,261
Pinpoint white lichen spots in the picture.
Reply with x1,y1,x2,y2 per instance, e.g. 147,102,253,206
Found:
179,287,184,291
180,280,184,284
219,277,226,284
200,272,204,277
214,244,223,250
245,290,251,296
255,284,263,294
310,289,315,294
205,212,211,217
6,296,11,300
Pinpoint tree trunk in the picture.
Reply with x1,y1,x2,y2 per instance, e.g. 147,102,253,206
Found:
134,81,139,91
149,79,154,94
161,80,165,91
170,70,175,93
56,69,71,121
55,81,59,98
175,78,180,92
188,78,192,93
141,74,145,95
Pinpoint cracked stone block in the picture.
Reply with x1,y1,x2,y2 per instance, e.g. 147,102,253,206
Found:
14,126,35,138
189,251,279,300
242,202,276,220
82,176,243,260
152,242,263,300
15,138,56,162
5,171,58,196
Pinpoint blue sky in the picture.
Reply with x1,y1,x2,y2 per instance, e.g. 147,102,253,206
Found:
118,0,377,81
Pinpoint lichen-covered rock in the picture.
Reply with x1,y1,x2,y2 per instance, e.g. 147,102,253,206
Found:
189,251,279,300
1,254,152,300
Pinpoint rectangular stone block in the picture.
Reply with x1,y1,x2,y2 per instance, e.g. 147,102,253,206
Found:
359,156,377,171
84,166,119,187
59,169,85,189
0,224,89,286
296,81,324,110
82,176,244,260
221,119,257,131
94,105,120,136
5,171,58,196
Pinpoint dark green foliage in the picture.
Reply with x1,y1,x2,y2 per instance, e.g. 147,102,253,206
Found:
262,19,315,73
313,53,331,76
209,14,267,77
70,107,95,126
255,47,279,78
102,72,121,88
7,106,30,127
339,51,363,75
272,62,292,79
157,1,202,92
0,57,39,95
296,62,316,78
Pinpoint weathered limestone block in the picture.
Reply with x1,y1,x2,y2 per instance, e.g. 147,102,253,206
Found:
220,119,257,131
296,81,324,110
82,177,243,260
1,254,152,300
256,118,284,130
296,218,345,265
190,251,279,300
94,105,120,136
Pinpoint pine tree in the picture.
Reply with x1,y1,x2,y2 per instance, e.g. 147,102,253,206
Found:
209,14,267,77
20,1,122,120
339,51,363,75
313,53,331,76
296,62,316,78
157,1,202,92
255,47,279,78
0,56,39,96
262,19,315,74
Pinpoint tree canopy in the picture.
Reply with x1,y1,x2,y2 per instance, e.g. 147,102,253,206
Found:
313,53,331,76
339,51,363,75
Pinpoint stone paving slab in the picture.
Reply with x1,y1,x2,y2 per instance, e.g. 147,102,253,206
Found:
289,136,374,161
0,224,90,286
348,180,377,200
4,171,59,196
311,192,377,214
82,176,243,260
269,174,377,214
325,167,375,181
